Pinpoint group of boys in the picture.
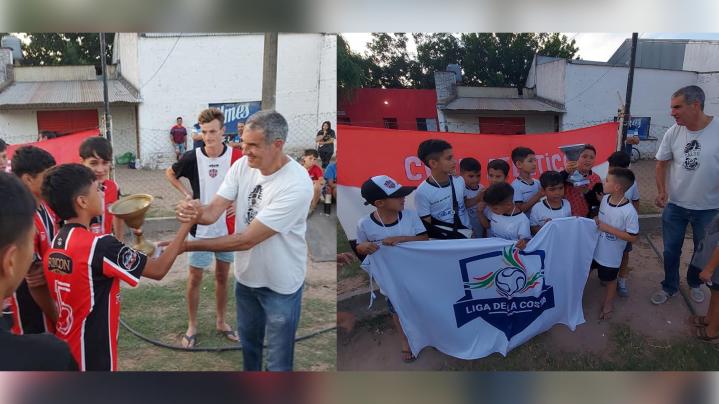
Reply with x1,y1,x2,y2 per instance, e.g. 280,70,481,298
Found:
355,138,641,362
1,136,192,371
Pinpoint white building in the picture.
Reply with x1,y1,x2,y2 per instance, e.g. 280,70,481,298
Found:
435,39,719,157
0,33,336,168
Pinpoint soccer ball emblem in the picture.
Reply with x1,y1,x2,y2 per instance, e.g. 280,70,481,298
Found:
495,267,527,298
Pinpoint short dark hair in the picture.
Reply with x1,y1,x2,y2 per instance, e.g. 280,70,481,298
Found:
0,138,7,152
303,149,319,158
582,144,596,155
40,131,57,140
0,172,36,250
11,146,56,177
417,139,452,166
539,170,564,189
42,164,96,221
459,157,481,173
487,159,510,176
177,116,183,121
511,147,535,165
608,167,635,192
79,136,113,162
607,151,631,168
483,182,514,206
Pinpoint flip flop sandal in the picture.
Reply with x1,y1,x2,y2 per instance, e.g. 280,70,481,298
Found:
217,329,240,342
695,326,719,343
688,315,709,327
181,333,197,348
401,350,417,363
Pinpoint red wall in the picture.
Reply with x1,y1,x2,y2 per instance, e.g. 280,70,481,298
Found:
338,88,438,130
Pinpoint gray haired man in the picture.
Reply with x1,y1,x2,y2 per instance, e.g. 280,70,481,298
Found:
652,86,719,305
176,110,313,371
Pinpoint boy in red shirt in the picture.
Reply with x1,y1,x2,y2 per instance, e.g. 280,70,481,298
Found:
302,149,325,214
79,137,125,241
42,164,191,371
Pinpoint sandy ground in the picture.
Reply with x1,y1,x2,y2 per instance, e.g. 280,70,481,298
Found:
337,220,708,370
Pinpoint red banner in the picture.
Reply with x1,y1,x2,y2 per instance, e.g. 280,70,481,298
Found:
6,129,101,165
337,123,619,240
337,123,619,187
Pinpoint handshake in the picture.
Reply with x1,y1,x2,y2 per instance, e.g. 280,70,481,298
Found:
175,197,203,224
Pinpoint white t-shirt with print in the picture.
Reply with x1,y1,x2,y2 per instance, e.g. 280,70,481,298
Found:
464,184,486,238
529,197,572,228
511,177,541,204
655,119,719,210
487,209,531,241
414,176,471,228
594,195,640,268
216,156,314,294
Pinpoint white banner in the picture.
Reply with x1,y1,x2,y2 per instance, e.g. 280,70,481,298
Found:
361,217,599,360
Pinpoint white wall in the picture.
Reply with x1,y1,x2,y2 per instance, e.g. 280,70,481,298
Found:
109,105,138,159
535,59,565,104
130,33,335,166
563,63,698,157
525,114,555,133
444,113,479,133
443,112,554,134
116,33,140,90
0,110,38,144
697,73,719,115
13,66,96,82
683,43,719,73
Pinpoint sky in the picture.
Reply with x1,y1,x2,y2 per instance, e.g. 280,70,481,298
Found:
342,32,719,62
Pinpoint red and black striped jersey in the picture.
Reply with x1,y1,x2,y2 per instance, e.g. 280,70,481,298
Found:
9,202,58,335
44,223,147,371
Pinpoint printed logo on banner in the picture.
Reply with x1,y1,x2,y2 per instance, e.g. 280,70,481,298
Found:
453,245,554,339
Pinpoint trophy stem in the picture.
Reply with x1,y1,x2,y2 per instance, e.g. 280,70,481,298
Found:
133,231,156,256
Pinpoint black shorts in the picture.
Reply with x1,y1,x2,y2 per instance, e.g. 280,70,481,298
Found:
624,242,633,253
708,282,719,292
592,260,620,282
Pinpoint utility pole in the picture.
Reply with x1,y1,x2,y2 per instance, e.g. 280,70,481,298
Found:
620,33,639,152
100,32,112,143
261,33,278,110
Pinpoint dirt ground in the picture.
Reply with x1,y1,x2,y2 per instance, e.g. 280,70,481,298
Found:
337,220,710,370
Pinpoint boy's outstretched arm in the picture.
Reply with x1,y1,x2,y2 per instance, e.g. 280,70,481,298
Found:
142,221,193,280
382,234,429,246
595,218,639,243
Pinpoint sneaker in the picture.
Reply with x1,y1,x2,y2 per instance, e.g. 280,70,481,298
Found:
651,289,671,305
617,278,629,297
690,287,706,303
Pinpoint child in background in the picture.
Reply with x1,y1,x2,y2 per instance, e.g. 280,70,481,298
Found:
477,159,511,235
607,151,641,297
79,137,124,241
483,182,531,250
460,158,485,238
691,214,719,341
592,167,639,320
562,144,602,218
510,147,542,214
356,175,428,363
0,138,8,172
301,149,325,213
414,139,471,239
9,146,58,335
529,170,571,235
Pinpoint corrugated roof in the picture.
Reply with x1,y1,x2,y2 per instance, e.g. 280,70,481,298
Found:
0,80,141,109
443,97,564,113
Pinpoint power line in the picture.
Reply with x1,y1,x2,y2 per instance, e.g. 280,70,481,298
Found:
140,35,182,89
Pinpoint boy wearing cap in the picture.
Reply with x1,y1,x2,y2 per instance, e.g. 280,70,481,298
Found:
355,175,428,363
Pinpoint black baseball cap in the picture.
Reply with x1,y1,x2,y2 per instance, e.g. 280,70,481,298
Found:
361,175,416,205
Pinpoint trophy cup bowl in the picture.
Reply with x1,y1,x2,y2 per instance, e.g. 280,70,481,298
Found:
559,144,590,187
109,194,155,256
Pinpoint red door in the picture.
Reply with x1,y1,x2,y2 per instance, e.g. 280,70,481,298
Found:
37,110,99,135
479,117,525,135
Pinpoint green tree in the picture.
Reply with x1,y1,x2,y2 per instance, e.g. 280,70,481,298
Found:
337,34,370,102
20,33,114,67
364,33,416,88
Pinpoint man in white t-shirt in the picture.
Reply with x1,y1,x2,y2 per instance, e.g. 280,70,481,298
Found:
652,86,719,305
176,110,313,371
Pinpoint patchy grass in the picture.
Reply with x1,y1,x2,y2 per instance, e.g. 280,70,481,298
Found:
118,276,336,371
338,222,365,282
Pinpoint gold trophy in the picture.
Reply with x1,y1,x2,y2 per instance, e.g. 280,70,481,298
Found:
109,194,155,255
